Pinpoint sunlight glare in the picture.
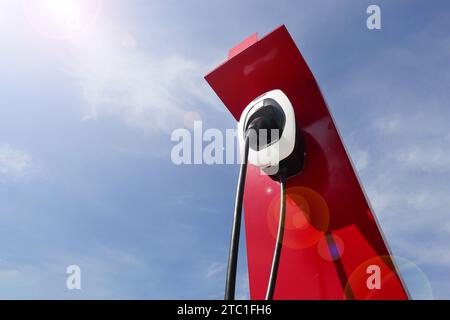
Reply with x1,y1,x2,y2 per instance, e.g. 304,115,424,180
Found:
44,0,81,32
24,0,103,39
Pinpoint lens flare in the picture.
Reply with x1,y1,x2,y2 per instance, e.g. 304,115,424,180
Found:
393,256,433,300
23,0,103,39
343,255,432,300
317,234,345,261
266,186,330,249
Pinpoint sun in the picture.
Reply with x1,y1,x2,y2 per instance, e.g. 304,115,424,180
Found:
45,0,80,16
23,0,103,39
44,0,82,32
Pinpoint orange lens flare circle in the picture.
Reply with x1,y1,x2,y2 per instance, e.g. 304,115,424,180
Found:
266,186,330,249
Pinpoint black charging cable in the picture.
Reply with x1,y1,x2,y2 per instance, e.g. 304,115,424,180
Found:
265,175,286,300
224,134,250,300
225,117,288,300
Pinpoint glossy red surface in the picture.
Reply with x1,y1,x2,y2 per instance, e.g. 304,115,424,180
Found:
205,25,409,300
228,32,258,59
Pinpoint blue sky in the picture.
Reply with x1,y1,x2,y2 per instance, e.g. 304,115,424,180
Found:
0,0,449,299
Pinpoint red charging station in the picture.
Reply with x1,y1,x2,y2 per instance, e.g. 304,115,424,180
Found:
205,25,409,300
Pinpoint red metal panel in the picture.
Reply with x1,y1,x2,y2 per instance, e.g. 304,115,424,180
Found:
228,33,258,59
205,25,408,300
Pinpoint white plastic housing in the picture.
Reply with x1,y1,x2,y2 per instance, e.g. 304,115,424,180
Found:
238,89,296,168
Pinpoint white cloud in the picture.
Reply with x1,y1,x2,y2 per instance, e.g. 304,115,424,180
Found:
0,145,33,180
235,272,250,300
206,262,226,279
63,21,216,134
350,148,369,172
0,244,150,299
396,145,450,173
0,268,22,281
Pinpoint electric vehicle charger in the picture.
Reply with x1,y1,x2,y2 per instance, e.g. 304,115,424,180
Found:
225,89,305,300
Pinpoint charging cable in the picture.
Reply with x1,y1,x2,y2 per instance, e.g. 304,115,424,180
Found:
265,175,286,300
225,118,288,300
224,134,250,300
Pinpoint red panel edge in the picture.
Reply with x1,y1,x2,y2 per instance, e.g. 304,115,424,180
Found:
228,32,258,59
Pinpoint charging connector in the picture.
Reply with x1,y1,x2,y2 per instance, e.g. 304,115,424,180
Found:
238,89,304,180
226,89,305,300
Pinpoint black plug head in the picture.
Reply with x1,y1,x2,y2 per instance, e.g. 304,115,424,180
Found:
245,98,286,151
